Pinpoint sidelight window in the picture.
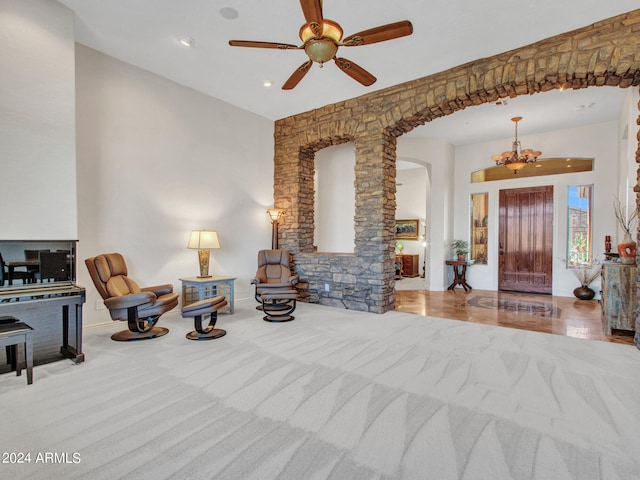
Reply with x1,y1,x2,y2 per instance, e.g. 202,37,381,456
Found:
567,185,593,266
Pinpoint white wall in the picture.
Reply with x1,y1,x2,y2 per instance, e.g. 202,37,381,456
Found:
453,120,619,297
396,138,455,290
618,88,640,237
314,143,355,253
75,45,275,325
0,0,77,239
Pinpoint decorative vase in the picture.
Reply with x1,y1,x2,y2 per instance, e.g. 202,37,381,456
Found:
617,232,637,264
573,286,595,300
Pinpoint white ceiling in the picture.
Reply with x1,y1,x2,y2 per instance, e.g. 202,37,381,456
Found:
56,0,638,143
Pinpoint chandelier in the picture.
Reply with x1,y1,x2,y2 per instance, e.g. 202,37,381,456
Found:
492,116,541,173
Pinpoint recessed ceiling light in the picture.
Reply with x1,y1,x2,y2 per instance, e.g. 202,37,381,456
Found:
220,7,239,20
178,35,195,47
263,80,273,88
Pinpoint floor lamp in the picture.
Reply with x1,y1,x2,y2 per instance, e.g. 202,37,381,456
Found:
267,209,284,249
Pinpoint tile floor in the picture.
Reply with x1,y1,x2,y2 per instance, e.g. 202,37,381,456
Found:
395,288,636,345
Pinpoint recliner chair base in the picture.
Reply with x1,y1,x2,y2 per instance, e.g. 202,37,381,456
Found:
186,327,226,341
182,296,228,341
111,312,169,342
186,309,226,340
111,326,169,342
262,312,295,323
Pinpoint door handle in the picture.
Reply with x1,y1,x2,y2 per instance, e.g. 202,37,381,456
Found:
499,242,504,255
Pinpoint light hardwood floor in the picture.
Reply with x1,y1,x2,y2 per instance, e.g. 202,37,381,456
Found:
395,289,636,345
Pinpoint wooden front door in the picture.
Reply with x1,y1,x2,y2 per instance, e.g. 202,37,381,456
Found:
498,185,553,294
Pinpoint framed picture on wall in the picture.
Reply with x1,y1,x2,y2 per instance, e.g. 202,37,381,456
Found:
395,219,419,240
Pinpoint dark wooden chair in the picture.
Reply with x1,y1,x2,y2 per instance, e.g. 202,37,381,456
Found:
24,249,49,279
0,252,34,286
38,251,69,282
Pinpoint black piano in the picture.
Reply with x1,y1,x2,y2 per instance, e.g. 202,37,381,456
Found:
0,240,85,367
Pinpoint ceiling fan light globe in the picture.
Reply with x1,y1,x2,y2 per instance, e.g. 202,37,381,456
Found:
305,39,338,63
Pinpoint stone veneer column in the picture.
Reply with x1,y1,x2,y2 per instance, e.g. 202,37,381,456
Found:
353,130,398,312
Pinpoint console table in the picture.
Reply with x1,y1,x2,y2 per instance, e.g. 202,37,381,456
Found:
180,276,236,314
601,262,636,334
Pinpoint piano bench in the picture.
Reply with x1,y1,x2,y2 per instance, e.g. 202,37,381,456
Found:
0,317,34,385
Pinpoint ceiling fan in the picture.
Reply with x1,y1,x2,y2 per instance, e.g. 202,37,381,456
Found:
228,0,413,90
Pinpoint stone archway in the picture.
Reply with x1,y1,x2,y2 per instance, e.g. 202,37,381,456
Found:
273,9,640,314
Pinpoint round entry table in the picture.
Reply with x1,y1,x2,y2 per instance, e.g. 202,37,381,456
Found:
445,260,473,292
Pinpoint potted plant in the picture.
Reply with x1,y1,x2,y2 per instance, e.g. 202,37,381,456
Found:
567,259,601,300
451,239,469,261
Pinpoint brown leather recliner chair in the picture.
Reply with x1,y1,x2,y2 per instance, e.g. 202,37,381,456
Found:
85,253,178,341
251,249,299,321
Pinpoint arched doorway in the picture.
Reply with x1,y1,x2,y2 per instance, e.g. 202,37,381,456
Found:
273,10,640,313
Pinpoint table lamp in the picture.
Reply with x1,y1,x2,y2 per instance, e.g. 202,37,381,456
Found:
188,230,220,278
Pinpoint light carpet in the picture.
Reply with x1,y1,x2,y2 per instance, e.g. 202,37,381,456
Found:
1,299,640,479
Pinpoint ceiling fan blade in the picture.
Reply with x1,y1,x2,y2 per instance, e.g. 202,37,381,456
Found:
334,57,376,86
282,60,313,90
299,0,324,37
228,40,300,50
342,20,413,46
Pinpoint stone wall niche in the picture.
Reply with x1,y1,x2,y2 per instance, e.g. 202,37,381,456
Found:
274,9,640,314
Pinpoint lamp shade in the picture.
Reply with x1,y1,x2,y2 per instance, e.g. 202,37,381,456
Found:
505,161,528,172
267,208,284,222
188,230,220,250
